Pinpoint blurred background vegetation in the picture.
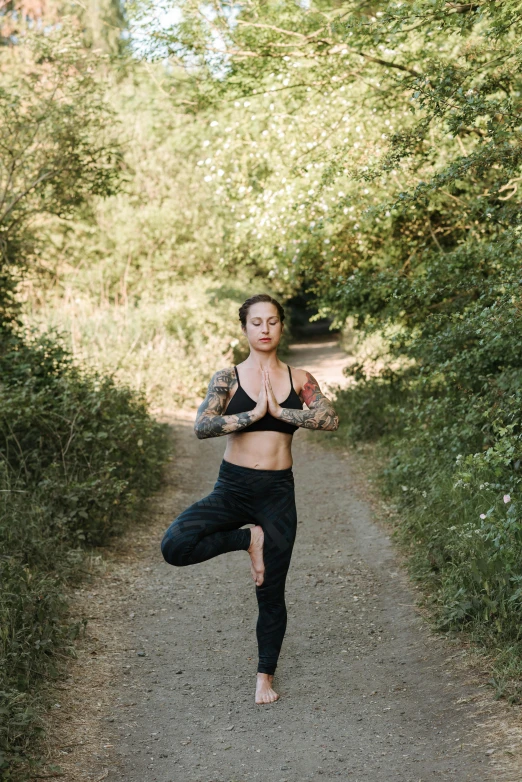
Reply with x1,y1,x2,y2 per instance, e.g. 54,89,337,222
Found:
2,0,522,776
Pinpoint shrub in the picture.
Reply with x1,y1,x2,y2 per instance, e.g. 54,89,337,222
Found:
335,358,522,698
0,328,169,777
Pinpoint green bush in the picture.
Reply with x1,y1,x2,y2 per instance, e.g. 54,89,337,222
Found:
0,328,169,778
335,351,522,697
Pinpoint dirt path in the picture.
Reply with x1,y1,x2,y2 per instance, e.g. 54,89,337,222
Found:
46,338,521,782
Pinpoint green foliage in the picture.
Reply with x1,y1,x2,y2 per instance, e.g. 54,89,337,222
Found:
0,327,169,777
0,22,122,323
334,356,522,695
19,59,294,407
39,64,239,289
138,0,522,306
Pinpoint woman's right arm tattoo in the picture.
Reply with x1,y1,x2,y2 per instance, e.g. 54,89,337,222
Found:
194,368,258,439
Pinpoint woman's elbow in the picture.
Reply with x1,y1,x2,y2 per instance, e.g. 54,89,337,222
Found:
194,421,207,439
329,414,340,431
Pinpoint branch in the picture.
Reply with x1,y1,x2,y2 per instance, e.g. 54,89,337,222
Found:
445,3,480,13
427,214,444,252
0,169,57,224
427,287,479,311
0,83,60,214
497,177,521,201
349,50,421,77
235,14,336,44
195,14,421,76
236,19,310,40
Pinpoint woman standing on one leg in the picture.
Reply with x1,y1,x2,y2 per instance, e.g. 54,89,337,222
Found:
161,294,339,704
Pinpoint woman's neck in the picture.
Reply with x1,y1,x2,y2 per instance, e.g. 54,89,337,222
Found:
244,350,282,371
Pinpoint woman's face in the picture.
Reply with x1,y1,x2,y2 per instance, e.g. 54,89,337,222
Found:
242,302,283,351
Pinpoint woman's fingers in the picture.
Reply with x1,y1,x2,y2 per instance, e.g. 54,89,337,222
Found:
264,370,278,412
257,373,268,411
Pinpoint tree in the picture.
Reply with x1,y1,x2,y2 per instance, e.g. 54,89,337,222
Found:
0,20,122,326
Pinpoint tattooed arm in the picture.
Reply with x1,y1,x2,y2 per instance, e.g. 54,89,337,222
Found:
194,368,264,439
266,369,339,431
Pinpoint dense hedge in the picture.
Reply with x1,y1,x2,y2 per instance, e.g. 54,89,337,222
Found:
335,302,522,699
0,328,169,778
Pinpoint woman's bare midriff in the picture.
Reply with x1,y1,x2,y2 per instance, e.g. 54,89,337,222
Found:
223,430,293,470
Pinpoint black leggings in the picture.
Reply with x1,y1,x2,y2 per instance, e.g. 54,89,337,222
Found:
160,458,297,675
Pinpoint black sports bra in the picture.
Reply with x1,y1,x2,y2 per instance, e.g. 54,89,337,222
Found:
224,364,303,435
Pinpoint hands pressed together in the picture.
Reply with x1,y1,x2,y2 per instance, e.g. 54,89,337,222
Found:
253,369,282,421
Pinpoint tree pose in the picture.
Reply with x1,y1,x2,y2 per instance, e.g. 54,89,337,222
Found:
161,294,339,704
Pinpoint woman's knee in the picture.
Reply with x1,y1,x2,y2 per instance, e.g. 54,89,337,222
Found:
161,527,190,567
255,580,286,606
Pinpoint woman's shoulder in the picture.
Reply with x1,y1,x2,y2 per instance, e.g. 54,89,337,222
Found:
288,366,325,397
209,366,237,389
287,365,311,395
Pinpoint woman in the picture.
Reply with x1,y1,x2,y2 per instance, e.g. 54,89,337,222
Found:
161,294,339,704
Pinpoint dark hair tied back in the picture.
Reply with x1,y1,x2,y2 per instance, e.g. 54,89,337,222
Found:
239,294,285,327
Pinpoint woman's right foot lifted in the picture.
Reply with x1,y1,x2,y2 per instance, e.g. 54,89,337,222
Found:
248,525,265,586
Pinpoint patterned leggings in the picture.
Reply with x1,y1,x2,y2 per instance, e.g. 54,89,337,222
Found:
160,458,297,675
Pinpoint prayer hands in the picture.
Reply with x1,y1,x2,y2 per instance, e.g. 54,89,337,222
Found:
253,371,268,420
264,370,282,419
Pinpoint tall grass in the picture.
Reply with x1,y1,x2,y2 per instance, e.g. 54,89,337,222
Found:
21,275,292,411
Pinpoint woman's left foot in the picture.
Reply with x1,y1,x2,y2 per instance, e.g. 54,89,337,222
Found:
255,673,279,704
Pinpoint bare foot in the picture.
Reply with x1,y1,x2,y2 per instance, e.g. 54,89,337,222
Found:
255,673,280,704
248,525,265,586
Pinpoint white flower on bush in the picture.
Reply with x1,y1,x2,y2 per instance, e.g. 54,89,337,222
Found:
453,479,468,489
503,494,511,503
480,513,486,519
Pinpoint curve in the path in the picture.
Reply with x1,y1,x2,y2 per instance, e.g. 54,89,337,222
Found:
287,334,352,393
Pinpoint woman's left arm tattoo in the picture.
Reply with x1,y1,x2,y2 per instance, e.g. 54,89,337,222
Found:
277,372,339,431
